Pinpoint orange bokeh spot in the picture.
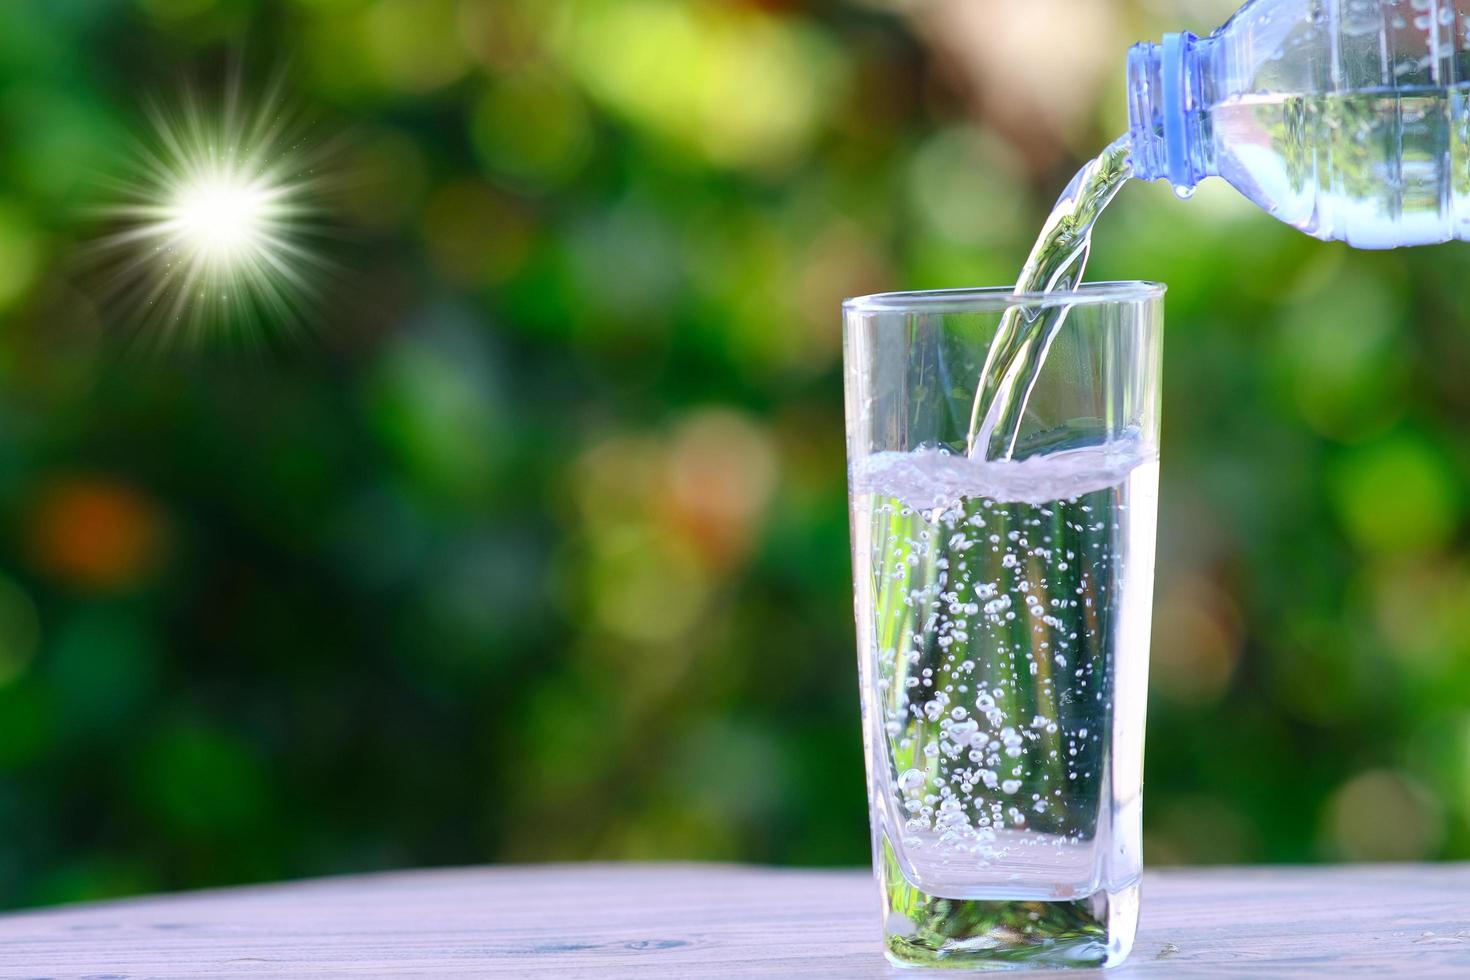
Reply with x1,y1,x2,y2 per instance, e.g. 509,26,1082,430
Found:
28,478,165,590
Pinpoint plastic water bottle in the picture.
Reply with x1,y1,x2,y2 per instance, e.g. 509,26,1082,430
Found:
1128,0,1470,248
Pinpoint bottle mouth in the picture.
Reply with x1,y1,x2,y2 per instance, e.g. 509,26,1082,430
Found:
1127,33,1202,192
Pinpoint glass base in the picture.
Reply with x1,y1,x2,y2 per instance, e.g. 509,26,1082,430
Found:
878,854,1139,970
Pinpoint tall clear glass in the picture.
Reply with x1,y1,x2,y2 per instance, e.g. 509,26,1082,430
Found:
843,283,1164,969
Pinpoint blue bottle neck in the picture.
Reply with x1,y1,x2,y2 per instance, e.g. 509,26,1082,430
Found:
1128,32,1214,193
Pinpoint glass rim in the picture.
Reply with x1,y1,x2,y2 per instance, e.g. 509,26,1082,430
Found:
842,280,1166,315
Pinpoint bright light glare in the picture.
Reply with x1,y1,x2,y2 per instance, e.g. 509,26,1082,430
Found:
164,172,283,266
88,75,334,349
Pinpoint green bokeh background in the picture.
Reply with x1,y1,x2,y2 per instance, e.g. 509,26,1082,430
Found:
2,0,1468,908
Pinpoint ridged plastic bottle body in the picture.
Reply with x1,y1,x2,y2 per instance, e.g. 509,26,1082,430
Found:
1131,0,1470,248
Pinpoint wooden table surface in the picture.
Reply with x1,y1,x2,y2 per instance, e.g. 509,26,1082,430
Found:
2,863,1468,978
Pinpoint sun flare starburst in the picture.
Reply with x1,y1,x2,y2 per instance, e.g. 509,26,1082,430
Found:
165,170,284,265
89,75,335,349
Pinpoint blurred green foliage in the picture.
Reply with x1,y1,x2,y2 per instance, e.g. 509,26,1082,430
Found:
1,0,1468,909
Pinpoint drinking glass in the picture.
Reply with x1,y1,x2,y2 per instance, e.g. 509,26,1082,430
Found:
842,283,1164,969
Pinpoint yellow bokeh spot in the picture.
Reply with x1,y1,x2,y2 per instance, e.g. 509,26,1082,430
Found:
907,127,1027,247
1149,577,1240,706
356,0,473,93
471,70,593,187
1330,434,1461,554
0,202,41,313
559,0,845,173
1324,769,1444,860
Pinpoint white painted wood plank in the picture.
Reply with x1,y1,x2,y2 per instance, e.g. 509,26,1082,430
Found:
0,863,1467,977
